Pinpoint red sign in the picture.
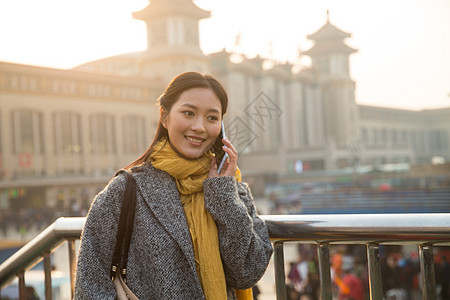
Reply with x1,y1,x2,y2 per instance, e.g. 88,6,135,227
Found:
19,152,32,168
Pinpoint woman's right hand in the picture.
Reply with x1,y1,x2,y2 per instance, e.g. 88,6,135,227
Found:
208,138,238,178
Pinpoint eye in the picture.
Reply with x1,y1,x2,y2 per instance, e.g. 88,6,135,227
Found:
207,115,219,121
182,110,194,117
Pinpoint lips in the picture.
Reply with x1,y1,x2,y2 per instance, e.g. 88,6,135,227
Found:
185,136,205,144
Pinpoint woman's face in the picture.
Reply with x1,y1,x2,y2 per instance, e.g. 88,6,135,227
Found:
162,87,222,159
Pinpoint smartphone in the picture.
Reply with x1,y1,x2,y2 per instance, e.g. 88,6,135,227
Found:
216,121,229,174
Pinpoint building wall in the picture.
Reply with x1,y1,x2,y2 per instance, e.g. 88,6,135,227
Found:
212,55,450,191
358,106,450,166
0,62,161,212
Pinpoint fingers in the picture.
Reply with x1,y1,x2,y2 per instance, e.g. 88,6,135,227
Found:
208,138,238,178
208,156,219,178
222,138,237,158
221,138,238,176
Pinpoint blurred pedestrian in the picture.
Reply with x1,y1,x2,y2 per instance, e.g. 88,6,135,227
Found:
335,259,364,300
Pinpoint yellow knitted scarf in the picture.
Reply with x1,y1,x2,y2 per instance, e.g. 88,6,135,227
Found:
150,140,252,300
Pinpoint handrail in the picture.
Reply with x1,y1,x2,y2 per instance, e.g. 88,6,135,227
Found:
1,214,450,299
0,217,85,293
265,213,450,244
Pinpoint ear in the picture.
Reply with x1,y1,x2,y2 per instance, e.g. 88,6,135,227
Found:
160,108,168,129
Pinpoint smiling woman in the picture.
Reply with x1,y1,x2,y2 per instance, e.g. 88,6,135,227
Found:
74,71,273,299
161,88,222,160
129,72,230,171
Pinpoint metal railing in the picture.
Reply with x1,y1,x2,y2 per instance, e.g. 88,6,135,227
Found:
1,214,450,299
0,217,84,300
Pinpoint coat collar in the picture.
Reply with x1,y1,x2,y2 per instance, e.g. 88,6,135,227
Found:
131,163,197,276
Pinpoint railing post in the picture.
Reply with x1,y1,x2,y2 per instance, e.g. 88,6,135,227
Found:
317,242,332,300
17,271,25,300
68,240,77,299
419,244,436,300
273,242,287,300
43,251,53,300
367,243,383,300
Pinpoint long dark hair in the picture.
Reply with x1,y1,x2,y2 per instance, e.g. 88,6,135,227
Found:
125,71,228,170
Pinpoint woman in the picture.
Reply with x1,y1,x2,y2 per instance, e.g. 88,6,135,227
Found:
74,72,273,299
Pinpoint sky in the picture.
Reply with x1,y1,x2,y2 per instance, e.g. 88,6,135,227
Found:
0,0,449,110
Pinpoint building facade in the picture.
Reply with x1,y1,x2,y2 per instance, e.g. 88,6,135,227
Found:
0,63,162,213
1,0,449,213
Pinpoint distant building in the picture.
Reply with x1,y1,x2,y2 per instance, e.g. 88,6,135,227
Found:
0,0,449,214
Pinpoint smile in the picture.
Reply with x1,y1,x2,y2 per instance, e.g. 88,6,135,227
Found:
185,136,205,144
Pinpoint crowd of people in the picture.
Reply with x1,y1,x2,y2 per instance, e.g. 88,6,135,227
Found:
286,244,450,300
0,202,88,240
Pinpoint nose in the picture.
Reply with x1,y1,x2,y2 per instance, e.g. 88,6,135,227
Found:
190,117,205,133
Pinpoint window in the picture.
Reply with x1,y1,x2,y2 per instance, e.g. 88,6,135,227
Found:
90,114,116,154
123,116,146,154
54,112,82,154
381,129,387,144
429,130,448,151
12,109,45,155
373,128,380,145
317,57,330,73
168,17,184,46
391,130,398,145
360,128,368,143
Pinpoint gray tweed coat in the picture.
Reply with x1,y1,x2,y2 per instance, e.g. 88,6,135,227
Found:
74,162,273,299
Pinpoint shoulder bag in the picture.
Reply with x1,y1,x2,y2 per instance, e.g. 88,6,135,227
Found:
110,170,139,300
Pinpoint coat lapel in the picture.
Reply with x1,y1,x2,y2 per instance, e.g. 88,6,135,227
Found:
132,163,197,276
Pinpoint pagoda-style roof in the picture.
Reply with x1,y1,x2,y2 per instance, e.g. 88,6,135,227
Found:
133,0,210,20
303,40,357,55
304,14,357,56
307,19,351,41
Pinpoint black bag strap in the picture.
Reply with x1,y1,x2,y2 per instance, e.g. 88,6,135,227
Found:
111,169,137,282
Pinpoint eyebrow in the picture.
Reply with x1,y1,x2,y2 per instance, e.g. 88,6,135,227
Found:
179,103,221,114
